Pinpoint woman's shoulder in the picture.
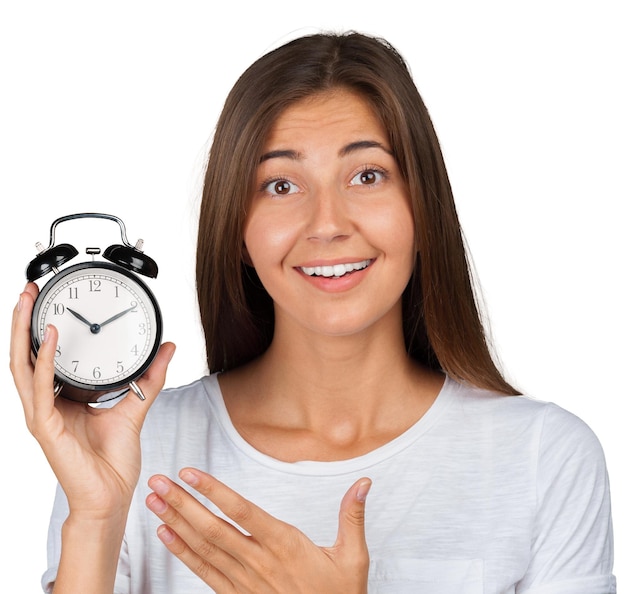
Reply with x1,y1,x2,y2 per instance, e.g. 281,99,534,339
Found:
450,379,606,458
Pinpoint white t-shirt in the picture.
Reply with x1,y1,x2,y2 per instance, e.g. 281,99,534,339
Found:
43,375,616,593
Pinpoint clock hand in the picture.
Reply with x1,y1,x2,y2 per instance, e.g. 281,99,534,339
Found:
67,307,102,335
67,307,95,327
98,305,136,328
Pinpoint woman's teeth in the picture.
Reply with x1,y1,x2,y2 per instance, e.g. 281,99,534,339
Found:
300,259,371,278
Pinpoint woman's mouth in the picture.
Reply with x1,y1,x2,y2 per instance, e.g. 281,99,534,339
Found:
299,259,372,278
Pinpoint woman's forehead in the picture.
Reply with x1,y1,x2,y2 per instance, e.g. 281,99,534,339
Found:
261,89,390,155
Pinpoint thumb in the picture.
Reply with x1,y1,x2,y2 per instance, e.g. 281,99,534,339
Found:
333,477,372,554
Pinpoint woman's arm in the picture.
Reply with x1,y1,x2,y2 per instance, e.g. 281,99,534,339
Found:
11,284,175,593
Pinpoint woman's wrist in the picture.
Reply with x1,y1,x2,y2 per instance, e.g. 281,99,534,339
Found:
53,512,129,594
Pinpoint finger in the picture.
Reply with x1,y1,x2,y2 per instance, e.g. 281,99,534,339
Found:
148,474,253,558
179,468,283,543
331,478,371,563
117,342,176,425
10,285,49,424
23,281,40,301
10,286,37,383
17,323,69,450
146,476,243,588
154,524,235,593
31,323,62,418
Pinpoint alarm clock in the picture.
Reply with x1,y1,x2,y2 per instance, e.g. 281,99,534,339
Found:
26,213,163,403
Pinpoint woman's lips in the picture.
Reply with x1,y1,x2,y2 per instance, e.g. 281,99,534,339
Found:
295,258,375,292
298,259,372,279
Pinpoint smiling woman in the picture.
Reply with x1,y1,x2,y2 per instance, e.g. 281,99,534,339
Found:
197,35,517,395
243,89,415,340
10,30,615,594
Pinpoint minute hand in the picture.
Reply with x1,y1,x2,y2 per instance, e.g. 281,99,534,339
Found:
98,305,136,328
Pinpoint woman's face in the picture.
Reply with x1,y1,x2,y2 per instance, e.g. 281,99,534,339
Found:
243,89,415,340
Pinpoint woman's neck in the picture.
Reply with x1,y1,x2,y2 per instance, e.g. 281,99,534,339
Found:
218,318,444,462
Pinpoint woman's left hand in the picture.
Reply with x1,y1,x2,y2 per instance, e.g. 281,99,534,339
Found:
146,469,371,594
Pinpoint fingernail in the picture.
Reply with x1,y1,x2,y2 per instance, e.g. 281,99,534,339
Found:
356,480,372,503
17,294,23,312
146,493,167,514
167,345,176,362
43,325,51,343
180,469,199,486
149,477,170,497
157,525,175,544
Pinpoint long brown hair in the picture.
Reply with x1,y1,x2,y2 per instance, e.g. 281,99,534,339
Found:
196,31,518,395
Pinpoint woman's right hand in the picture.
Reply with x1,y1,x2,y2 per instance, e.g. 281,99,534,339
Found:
10,282,176,524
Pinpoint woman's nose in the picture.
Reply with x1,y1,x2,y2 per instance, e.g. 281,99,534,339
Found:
305,188,353,242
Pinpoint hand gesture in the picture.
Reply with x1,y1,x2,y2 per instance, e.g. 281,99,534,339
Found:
10,283,176,521
146,469,371,593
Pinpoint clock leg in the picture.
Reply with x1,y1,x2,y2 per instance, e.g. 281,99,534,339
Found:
129,381,146,401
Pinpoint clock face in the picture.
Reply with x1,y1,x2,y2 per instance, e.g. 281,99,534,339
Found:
31,262,162,392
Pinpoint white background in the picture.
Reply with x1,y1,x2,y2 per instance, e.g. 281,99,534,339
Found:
1,1,623,590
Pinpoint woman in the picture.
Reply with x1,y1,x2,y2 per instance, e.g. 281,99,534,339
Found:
11,31,615,593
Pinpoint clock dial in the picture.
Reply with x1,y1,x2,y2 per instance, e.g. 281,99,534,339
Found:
31,262,162,392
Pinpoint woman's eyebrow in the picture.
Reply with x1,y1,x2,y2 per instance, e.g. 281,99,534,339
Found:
259,149,301,163
339,140,392,156
258,140,391,164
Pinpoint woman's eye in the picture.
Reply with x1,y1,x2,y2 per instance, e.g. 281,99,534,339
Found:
263,178,300,196
349,168,386,186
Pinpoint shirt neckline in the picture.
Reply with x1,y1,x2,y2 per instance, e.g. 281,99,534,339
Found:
201,373,460,476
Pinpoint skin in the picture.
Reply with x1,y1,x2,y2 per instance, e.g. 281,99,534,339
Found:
10,89,443,593
246,91,416,341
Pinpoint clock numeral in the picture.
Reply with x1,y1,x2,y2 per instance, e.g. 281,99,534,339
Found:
72,360,79,372
114,286,121,298
93,367,101,379
130,301,138,312
55,346,62,357
130,345,139,356
89,280,102,292
116,361,124,373
138,323,146,336
68,287,78,299
53,303,65,315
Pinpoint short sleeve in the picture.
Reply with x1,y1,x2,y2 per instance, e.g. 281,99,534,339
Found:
517,404,616,593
